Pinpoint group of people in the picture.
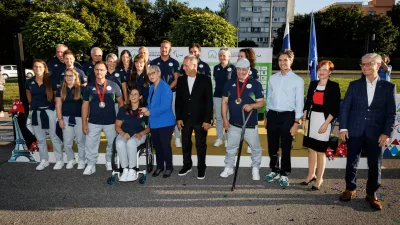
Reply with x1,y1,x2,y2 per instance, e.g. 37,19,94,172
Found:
23,41,395,211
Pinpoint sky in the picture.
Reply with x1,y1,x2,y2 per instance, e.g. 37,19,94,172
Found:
163,0,400,14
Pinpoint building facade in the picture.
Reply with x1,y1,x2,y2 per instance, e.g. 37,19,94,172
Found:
227,0,295,47
320,0,395,15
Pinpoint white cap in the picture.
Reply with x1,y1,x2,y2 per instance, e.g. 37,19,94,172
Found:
236,58,250,68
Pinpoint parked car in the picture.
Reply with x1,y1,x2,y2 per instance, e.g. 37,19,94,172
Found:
0,65,34,79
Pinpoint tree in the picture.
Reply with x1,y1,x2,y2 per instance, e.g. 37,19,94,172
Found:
272,6,398,57
217,0,229,19
22,12,92,60
238,40,258,47
77,0,141,53
128,0,160,46
358,14,399,55
169,12,237,47
152,0,193,44
387,3,400,57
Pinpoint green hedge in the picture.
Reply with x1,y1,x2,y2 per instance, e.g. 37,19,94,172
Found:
272,57,400,70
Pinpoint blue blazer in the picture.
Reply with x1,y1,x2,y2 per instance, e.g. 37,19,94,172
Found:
146,80,176,129
339,77,396,140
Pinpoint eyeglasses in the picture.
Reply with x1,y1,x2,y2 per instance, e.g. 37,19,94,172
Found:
360,62,377,68
148,71,157,76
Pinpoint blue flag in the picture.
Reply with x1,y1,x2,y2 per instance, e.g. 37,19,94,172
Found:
282,19,290,50
308,13,318,81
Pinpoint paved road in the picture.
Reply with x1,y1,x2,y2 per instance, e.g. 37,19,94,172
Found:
0,143,399,225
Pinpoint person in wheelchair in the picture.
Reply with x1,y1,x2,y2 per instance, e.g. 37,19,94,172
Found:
115,88,150,182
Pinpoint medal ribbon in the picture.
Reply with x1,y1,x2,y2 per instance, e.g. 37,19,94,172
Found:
236,77,249,100
129,108,140,118
96,80,107,103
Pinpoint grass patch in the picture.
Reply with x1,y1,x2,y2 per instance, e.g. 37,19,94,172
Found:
3,77,400,110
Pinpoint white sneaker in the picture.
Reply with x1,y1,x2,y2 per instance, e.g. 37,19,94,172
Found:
175,138,182,148
105,162,112,171
0,111,4,117
214,139,223,147
36,159,49,171
126,169,138,182
77,160,86,170
252,167,260,180
53,161,64,170
83,165,96,175
119,168,129,182
220,167,234,178
66,160,76,169
247,146,252,154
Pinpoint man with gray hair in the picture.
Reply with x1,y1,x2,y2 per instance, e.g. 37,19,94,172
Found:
139,46,151,65
83,47,103,84
47,44,83,76
339,53,396,210
220,58,264,181
175,55,213,179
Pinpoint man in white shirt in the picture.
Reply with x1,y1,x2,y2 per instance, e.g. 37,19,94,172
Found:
338,53,395,211
264,49,304,187
175,55,213,179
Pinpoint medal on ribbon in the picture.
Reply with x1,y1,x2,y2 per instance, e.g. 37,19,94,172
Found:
235,77,249,105
96,80,107,108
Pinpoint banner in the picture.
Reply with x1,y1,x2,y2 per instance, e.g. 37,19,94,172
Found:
118,47,273,96
383,94,400,157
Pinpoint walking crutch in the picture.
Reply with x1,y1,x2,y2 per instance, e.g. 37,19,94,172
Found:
231,109,253,191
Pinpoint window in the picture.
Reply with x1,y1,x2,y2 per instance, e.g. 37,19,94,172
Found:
273,17,285,22
251,27,261,32
253,6,262,12
12,66,17,70
367,11,376,15
240,27,251,32
240,7,252,12
274,7,286,12
256,37,268,42
3,66,11,70
241,17,251,22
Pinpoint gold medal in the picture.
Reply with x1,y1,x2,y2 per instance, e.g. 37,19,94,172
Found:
99,102,105,108
235,98,242,104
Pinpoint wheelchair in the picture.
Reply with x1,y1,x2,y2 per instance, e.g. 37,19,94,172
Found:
107,134,154,185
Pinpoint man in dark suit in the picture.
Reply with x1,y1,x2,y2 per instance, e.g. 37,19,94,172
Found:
175,55,213,179
339,53,396,210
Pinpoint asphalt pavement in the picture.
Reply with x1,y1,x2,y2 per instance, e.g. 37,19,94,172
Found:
0,142,399,225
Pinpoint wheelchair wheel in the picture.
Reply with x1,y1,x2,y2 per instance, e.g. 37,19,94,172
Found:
111,137,123,173
139,174,147,184
146,151,154,173
107,175,116,185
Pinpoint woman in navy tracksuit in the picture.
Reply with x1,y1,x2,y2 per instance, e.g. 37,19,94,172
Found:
115,88,150,182
26,59,62,171
55,68,86,170
128,54,150,106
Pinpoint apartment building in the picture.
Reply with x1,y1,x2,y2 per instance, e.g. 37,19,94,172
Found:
226,0,295,47
320,0,395,15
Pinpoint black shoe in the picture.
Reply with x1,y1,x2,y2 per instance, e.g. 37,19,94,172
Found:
197,170,206,180
163,169,173,178
178,167,192,176
311,185,321,191
300,177,316,185
152,169,163,177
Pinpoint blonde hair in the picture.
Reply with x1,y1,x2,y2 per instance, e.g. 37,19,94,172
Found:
60,68,81,102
